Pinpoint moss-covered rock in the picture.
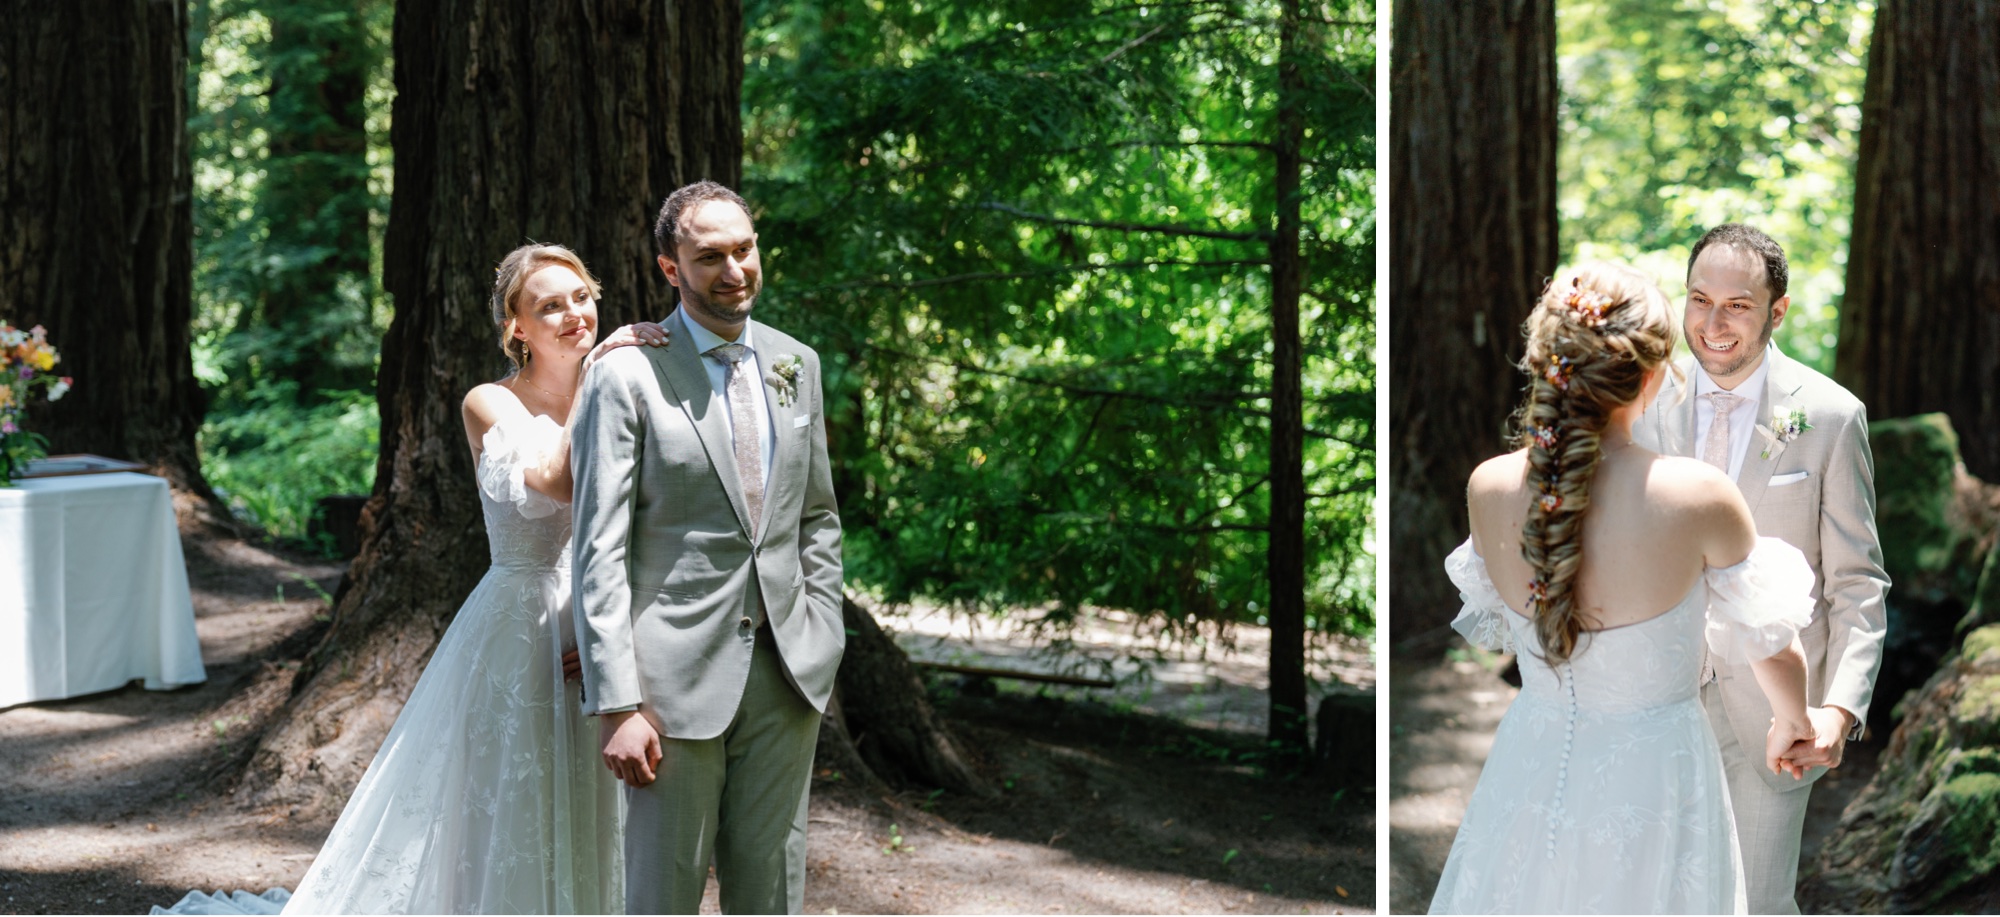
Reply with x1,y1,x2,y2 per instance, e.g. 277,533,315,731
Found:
1801,625,2000,913
1870,413,1967,600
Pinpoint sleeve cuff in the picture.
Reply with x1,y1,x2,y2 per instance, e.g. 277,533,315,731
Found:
594,704,641,715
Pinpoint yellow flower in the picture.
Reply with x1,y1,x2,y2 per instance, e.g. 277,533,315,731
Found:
31,348,56,372
0,386,13,408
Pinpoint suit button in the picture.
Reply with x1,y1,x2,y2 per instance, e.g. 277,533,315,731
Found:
740,617,754,628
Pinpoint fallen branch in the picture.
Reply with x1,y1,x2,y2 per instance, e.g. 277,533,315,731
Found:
915,661,1116,689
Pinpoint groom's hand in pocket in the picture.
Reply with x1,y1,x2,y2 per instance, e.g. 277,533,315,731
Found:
601,710,664,787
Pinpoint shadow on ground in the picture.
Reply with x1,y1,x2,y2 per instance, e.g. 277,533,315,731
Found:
2,526,1371,915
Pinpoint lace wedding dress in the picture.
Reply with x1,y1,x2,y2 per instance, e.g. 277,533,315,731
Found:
1428,536,1814,915
157,414,624,915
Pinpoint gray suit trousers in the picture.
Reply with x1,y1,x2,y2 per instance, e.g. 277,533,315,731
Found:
625,631,821,915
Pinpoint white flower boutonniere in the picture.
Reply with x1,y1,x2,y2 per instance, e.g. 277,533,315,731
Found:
765,353,804,408
1757,401,1813,460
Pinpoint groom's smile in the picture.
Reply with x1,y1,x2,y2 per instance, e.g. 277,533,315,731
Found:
1684,243,1790,389
658,198,764,334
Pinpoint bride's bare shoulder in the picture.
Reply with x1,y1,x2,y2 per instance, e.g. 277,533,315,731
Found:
1644,455,1745,516
1467,449,1530,504
460,381,533,445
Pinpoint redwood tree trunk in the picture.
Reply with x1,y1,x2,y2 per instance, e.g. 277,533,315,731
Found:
0,0,216,502
1833,1,2000,480
246,0,744,808
823,596,990,797
1388,0,1557,644
1266,0,1309,756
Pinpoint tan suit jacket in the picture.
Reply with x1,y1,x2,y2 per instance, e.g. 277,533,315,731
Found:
1636,345,1890,792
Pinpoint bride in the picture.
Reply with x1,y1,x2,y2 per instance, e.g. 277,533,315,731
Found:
157,244,668,916
1428,263,1817,914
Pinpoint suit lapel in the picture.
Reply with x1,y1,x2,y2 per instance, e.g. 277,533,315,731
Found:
652,311,755,537
1735,348,1796,513
1665,357,1698,457
754,323,798,542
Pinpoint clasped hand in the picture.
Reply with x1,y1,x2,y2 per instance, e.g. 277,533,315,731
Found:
555,655,662,787
1765,706,1850,779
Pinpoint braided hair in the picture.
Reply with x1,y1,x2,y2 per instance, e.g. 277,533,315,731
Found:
1513,263,1677,665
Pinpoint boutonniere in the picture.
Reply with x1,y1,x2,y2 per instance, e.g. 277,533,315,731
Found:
1756,391,1812,460
765,353,804,407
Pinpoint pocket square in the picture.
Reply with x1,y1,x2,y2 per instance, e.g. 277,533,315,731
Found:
1769,471,1810,487
793,414,812,429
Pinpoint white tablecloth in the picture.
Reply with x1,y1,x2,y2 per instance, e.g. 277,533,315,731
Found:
0,471,206,707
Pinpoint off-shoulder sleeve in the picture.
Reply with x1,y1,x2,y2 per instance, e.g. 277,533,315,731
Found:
1704,536,1815,665
1445,539,1516,653
477,414,567,520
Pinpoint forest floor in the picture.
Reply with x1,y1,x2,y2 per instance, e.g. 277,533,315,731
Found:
1386,649,1881,914
0,524,1372,915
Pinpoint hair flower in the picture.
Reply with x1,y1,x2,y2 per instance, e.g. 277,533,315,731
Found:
1542,355,1575,390
1564,281,1613,328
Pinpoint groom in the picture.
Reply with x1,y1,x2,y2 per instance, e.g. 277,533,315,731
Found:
570,181,846,914
1636,223,1889,914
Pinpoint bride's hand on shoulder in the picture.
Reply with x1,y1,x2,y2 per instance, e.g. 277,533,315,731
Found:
584,320,670,369
1765,716,1815,780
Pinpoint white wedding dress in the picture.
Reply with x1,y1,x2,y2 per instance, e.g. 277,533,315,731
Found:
157,414,624,915
1428,536,1815,915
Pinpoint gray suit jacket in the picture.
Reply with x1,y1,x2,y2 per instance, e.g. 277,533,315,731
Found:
570,310,845,739
1635,346,1889,790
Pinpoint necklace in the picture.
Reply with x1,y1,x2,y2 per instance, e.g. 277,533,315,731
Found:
515,372,573,402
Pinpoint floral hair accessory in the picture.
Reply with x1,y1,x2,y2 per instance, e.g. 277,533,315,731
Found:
1530,424,1558,452
1564,281,1614,328
1543,354,1575,390
1526,577,1549,609
1534,480,1563,513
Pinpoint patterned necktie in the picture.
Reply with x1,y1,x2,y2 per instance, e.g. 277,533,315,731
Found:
706,342,765,538
1701,391,1741,473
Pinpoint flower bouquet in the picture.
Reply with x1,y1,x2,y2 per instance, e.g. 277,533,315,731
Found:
0,321,74,486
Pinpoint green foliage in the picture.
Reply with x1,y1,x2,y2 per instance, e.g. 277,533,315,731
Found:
743,0,1375,639
1558,0,1873,373
189,0,393,536
203,383,378,539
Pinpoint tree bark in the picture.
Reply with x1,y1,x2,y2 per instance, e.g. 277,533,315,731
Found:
1266,0,1309,756
245,0,743,808
822,595,991,798
1388,0,1557,644
1833,1,2000,480
0,0,218,504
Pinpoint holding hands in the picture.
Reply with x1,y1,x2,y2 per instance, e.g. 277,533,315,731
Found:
1777,705,1853,774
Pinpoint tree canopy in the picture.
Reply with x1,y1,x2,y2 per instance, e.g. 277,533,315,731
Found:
741,0,1376,642
1558,0,1872,373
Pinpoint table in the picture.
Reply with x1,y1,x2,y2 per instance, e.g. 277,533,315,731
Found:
0,471,206,707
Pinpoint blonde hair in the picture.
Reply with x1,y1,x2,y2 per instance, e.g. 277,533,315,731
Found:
1513,262,1677,665
491,243,602,369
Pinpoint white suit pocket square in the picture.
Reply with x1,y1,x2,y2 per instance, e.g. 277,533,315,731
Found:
793,414,812,429
1769,471,1810,487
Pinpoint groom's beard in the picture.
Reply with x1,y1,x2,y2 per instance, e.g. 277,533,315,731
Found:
1692,316,1777,380
681,276,760,325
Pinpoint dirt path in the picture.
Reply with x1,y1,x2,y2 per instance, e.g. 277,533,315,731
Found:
1388,649,1881,914
0,532,1370,915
